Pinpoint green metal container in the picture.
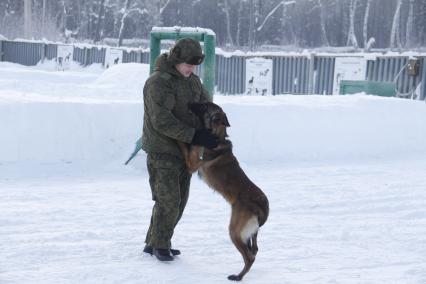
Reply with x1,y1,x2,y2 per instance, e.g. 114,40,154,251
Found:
339,80,396,97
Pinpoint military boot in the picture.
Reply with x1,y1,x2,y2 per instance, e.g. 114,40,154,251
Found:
144,245,181,256
153,248,174,261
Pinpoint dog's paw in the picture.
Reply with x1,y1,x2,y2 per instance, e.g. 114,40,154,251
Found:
228,274,242,281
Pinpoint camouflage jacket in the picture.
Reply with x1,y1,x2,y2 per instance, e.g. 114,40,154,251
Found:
141,53,211,159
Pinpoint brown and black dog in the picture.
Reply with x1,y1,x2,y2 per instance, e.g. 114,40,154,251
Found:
178,102,269,281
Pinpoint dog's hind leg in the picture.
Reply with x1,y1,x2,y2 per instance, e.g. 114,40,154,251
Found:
227,211,257,281
246,238,252,250
251,232,259,256
228,232,255,281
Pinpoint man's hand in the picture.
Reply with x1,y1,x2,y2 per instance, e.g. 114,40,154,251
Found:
191,129,219,149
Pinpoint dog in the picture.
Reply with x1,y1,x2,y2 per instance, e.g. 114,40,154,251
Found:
178,102,269,281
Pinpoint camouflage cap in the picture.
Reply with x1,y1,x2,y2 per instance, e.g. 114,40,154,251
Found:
168,38,205,65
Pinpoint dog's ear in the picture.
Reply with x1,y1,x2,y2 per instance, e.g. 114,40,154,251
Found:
223,114,231,127
189,103,208,116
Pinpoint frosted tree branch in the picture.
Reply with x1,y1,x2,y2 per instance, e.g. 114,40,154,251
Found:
257,1,295,32
160,0,173,14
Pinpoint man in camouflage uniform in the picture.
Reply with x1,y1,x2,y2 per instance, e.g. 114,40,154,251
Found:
141,38,218,261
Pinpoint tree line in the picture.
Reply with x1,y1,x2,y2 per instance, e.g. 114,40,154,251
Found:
0,0,425,50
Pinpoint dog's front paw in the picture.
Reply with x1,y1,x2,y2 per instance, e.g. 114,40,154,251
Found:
228,274,242,281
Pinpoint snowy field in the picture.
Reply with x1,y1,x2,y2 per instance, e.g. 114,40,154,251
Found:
1,62,426,284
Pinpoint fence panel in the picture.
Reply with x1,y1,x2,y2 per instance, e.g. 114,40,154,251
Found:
1,41,44,66
313,56,335,95
366,56,422,97
215,55,245,95
273,56,310,95
88,47,105,65
122,50,149,64
123,50,140,63
72,46,105,66
1,40,425,99
73,47,86,65
45,44,57,60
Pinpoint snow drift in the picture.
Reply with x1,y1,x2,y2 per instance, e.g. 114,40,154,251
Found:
1,62,426,165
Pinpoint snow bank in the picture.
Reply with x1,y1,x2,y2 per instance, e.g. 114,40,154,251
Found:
216,95,426,163
1,62,426,165
0,101,141,163
0,62,147,102
35,59,104,74
93,63,149,90
1,94,426,164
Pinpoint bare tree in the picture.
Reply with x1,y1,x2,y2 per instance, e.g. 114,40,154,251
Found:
24,0,32,39
61,0,67,37
0,0,21,38
256,0,295,46
42,0,47,35
405,0,415,47
223,0,234,46
362,0,372,48
247,0,256,50
236,0,243,47
317,0,329,46
149,0,173,27
346,0,359,48
118,0,132,47
94,0,106,43
117,0,147,46
390,0,403,49
3,0,426,49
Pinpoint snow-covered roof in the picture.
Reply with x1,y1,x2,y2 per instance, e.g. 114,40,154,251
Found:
151,26,216,36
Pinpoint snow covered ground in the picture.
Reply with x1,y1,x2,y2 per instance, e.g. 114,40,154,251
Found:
1,61,426,284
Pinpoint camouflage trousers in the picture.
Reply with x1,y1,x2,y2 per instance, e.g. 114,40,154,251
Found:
144,153,192,249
